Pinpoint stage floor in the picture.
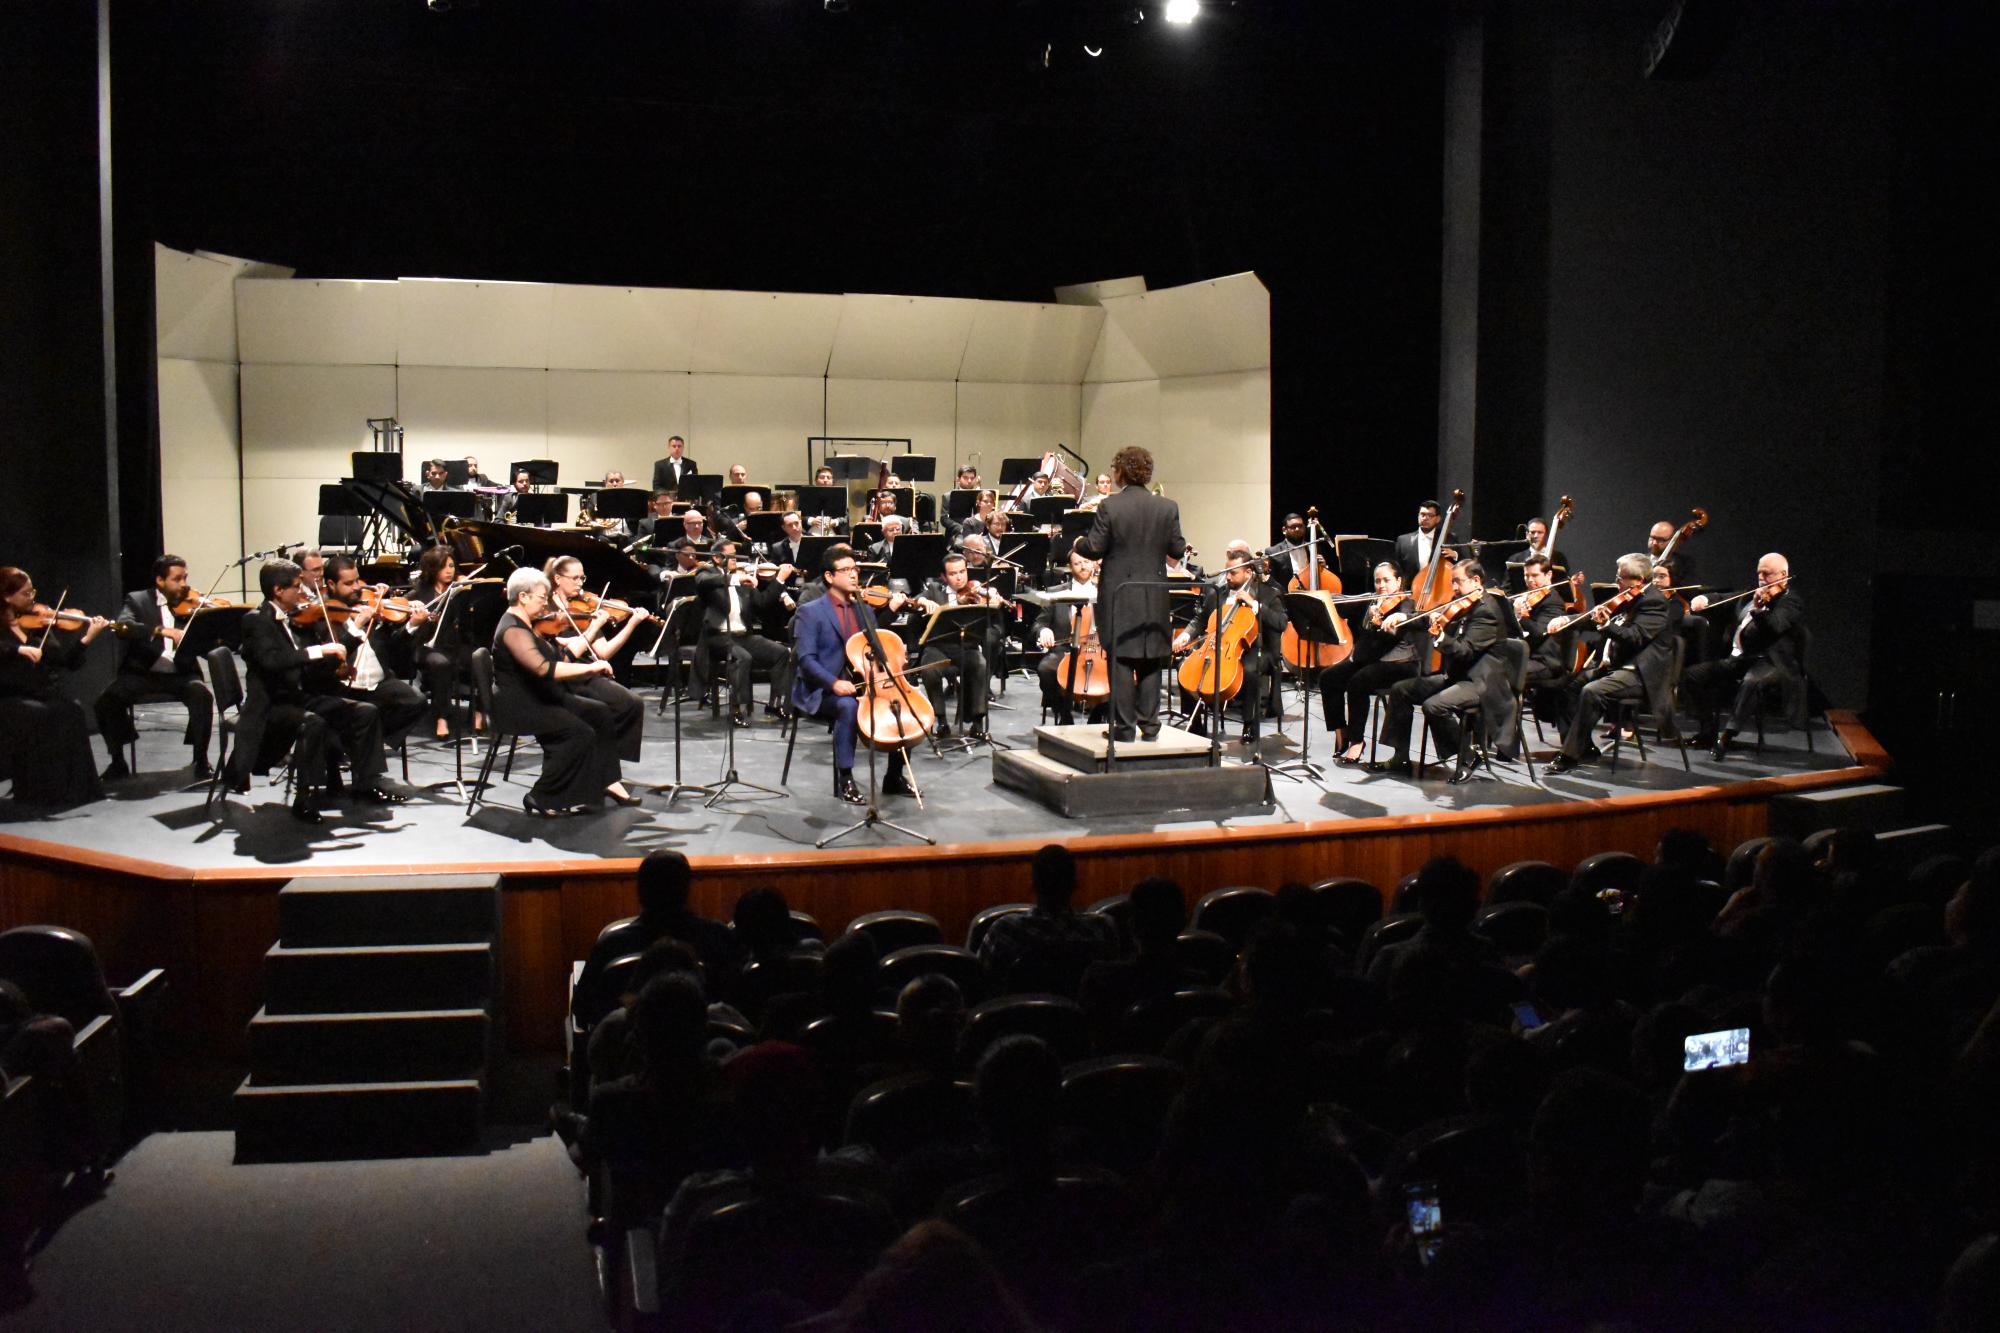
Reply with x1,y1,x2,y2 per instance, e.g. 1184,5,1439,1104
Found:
0,682,1857,874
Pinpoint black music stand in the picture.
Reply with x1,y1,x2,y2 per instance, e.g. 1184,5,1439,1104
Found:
350,451,403,483
897,455,937,484
817,624,934,850
997,458,1041,488
1028,495,1075,526
852,524,884,551
919,602,1010,754
742,512,786,547
644,596,714,803
871,489,917,521
944,488,981,523
510,459,559,488
794,485,849,523
796,537,840,578
441,459,471,487
994,533,1052,583
514,492,569,527
888,535,948,589
1273,591,1340,788
821,454,877,484
593,488,651,523
422,490,478,521
717,484,758,512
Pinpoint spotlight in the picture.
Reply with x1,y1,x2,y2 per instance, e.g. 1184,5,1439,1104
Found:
1164,0,1200,24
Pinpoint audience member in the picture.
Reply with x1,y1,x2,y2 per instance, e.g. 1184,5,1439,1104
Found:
976,844,1117,993
576,851,743,1024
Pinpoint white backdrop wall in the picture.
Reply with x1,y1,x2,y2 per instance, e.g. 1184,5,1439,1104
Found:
163,264,1266,573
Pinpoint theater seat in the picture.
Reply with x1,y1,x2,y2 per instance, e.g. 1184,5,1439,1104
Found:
1117,987,1236,1056
1570,850,1646,894
1485,860,1567,907
1171,930,1238,986
878,944,988,1004
844,909,944,956
1190,886,1276,949
962,994,1088,1066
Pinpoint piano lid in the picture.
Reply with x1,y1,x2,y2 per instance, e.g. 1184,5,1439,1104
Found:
443,519,658,595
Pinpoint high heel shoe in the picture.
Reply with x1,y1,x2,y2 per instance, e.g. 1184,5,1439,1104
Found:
524,794,576,818
606,788,643,808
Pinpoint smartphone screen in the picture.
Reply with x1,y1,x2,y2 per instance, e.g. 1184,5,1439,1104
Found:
1682,1027,1751,1071
1405,1182,1443,1265
1511,1001,1546,1031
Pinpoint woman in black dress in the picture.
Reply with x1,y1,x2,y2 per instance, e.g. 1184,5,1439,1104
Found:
409,546,479,739
0,567,112,807
489,568,641,816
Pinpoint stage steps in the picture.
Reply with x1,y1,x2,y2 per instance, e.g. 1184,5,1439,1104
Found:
993,724,1269,819
235,874,500,1161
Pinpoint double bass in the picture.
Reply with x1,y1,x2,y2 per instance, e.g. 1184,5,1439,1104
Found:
1279,506,1354,669
1411,489,1466,671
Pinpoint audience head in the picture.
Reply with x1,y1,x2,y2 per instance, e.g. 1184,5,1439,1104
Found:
1030,844,1078,913
823,930,881,1015
1939,1234,2000,1333
1413,856,1481,934
622,937,704,1008
727,1041,823,1176
1752,837,1820,916
1654,826,1714,876
732,886,795,959
894,974,966,1069
630,971,709,1067
974,1035,1063,1161
636,850,693,916
826,1220,1036,1333
1127,876,1187,951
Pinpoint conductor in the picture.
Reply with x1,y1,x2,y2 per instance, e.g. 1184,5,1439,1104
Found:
1071,446,1187,743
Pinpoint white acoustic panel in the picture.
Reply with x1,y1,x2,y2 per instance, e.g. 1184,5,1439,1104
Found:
1161,481,1269,580
688,374,825,479
237,278,398,366
154,244,246,363
958,301,1103,385
396,366,549,463
1085,272,1271,383
546,371,692,486
241,478,340,566
240,364,398,479
1157,370,1272,562
161,478,249,601
825,379,957,461
1080,378,1162,459
156,358,240,481
1055,275,1148,305
827,295,979,382
691,290,843,376
547,285,703,372
953,382,1081,476
396,278,553,369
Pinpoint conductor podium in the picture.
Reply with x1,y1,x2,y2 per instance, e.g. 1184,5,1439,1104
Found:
991,723,1268,819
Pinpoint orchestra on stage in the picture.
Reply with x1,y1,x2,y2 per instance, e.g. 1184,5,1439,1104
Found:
0,441,1812,821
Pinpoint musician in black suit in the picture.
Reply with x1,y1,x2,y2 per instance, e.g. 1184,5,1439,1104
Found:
866,514,903,565
1173,540,1288,743
1547,554,1679,774
323,556,432,749
914,553,1004,738
1504,517,1571,587
1511,554,1579,733
1318,562,1425,764
1393,500,1447,584
1071,446,1188,743
1265,513,1336,589
650,436,701,495
771,510,811,584
1684,553,1806,761
1036,549,1101,727
93,554,215,780
225,558,405,824
1373,559,1518,782
495,470,534,522
694,541,793,726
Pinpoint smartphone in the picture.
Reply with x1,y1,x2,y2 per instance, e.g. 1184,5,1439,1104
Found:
1405,1181,1443,1265
1682,1027,1751,1071
1511,1001,1547,1032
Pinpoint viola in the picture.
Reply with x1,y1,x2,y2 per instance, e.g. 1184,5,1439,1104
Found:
1280,505,1354,670
1424,587,1487,640
168,593,244,618
843,628,938,751
1056,604,1110,702
1175,593,1261,703
564,591,639,623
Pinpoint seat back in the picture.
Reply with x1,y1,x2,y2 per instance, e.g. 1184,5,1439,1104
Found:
962,993,1088,1065
1308,877,1385,952
844,909,943,956
1358,912,1424,972
788,909,825,944
1486,860,1566,906
1571,850,1646,894
879,943,989,1003
1724,835,1774,892
1116,986,1235,1055
677,1191,897,1329
1084,894,1132,949
1060,1054,1186,1174
0,926,118,1028
965,902,1032,953
1190,886,1276,948
843,1071,973,1160
1392,869,1422,914
1473,901,1550,958
204,645,243,715
1170,930,1238,986
469,647,497,717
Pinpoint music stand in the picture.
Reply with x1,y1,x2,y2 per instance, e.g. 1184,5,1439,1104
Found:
510,459,559,488
717,484,758,512
325,480,384,555
797,537,840,578
1272,591,1341,787
422,490,478,522
794,485,849,522
853,523,885,551
822,454,877,483
997,458,1041,488
644,596,715,802
1028,495,1075,526
994,533,1052,583
515,492,569,527
441,459,471,487
870,489,917,521
919,603,1009,754
897,455,937,484
350,451,403,483
742,512,786,547
593,488,651,523
888,534,948,589
944,488,982,523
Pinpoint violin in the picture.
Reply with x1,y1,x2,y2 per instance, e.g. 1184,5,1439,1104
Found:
1175,590,1261,703
563,591,638,623
1550,581,1647,636
1280,505,1354,669
13,605,99,634
289,596,360,627
1424,587,1486,640
843,628,939,751
168,593,244,618
1513,582,1564,618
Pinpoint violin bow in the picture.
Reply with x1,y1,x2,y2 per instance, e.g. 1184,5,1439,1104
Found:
35,588,72,653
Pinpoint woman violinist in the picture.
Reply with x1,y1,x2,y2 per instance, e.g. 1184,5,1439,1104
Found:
1316,561,1426,766
538,556,651,784
409,546,476,739
0,567,112,806
488,568,641,815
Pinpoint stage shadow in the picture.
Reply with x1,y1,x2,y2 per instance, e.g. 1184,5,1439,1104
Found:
462,804,684,855
102,769,207,803
1314,791,1391,819
167,798,386,865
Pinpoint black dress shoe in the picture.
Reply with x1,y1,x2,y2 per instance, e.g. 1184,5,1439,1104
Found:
356,786,410,806
1690,730,1718,749
523,794,577,818
101,757,132,782
731,711,752,729
881,773,917,798
1449,758,1481,785
290,796,324,825
191,756,214,780
834,773,866,804
606,789,644,807
1710,732,1734,761
1368,757,1413,775
224,769,251,795
1546,755,1581,775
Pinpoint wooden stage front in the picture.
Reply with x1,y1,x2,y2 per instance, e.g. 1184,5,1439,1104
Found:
1,712,1890,1117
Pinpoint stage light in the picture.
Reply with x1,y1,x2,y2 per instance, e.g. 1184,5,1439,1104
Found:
1084,44,1103,58
1164,0,1200,24
824,0,849,12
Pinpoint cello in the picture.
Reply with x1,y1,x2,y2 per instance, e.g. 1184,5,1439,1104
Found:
1175,590,1261,704
1056,603,1111,703
1411,489,1465,671
1280,506,1354,669
844,625,939,752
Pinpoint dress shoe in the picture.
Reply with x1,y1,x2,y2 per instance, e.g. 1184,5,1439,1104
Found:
523,793,579,818
1336,746,1366,768
101,757,132,782
969,724,992,743
356,786,410,806
1690,730,1718,749
1104,728,1136,743
223,769,251,795
606,789,644,808
1240,728,1260,744
881,772,918,798
190,756,214,780
1709,731,1734,761
290,794,324,825
731,710,752,729
1139,729,1162,742
1546,755,1581,775
764,704,793,723
1368,756,1413,776
1449,756,1481,784
833,771,866,804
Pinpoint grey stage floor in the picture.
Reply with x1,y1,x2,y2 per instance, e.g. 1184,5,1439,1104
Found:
1,680,1854,870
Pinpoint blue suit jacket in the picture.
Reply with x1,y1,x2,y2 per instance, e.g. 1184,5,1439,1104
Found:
790,592,881,717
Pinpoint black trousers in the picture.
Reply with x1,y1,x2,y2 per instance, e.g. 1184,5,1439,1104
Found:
1180,661,1273,738
1682,655,1790,734
1559,666,1645,759
1383,673,1450,760
344,678,430,750
273,694,387,789
416,645,472,728
0,695,99,806
1523,659,1577,734
706,631,793,713
568,673,645,762
491,688,624,807
93,669,214,756
1108,655,1166,739
921,640,988,727
1318,657,1414,739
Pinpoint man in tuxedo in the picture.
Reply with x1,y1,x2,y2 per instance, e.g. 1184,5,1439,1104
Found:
1512,554,1578,734
1394,499,1447,585
496,470,534,522
1174,540,1288,743
1265,512,1334,587
771,510,810,583
790,545,918,803
628,490,679,550
866,514,903,564
322,556,432,749
1547,554,1680,774
1684,553,1807,761
225,558,406,823
915,553,1004,739
93,554,215,780
1071,446,1188,743
650,435,701,494
694,541,793,726
1373,558,1519,783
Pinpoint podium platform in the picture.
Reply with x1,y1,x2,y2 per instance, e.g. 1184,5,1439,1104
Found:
992,724,1271,819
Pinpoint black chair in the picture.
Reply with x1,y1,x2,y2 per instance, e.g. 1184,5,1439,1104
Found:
799,1009,901,1064
966,902,1032,953
1416,641,1536,784
1190,886,1276,949
579,951,648,1030
1392,870,1423,915
788,910,825,944
844,909,944,956
671,1190,899,1331
1307,877,1384,951
202,646,245,807
1485,860,1567,906
0,925,119,1030
1170,930,1238,986
1358,912,1424,972
1571,850,1647,894
961,993,1088,1065
1723,835,1775,892
1084,893,1133,949
1473,901,1550,959
939,1171,1138,1322
465,647,536,815
879,943,989,1003
1116,986,1235,1056
1608,635,1690,771
1060,1054,1186,1175
843,1071,974,1160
